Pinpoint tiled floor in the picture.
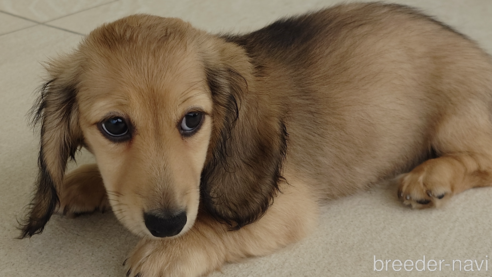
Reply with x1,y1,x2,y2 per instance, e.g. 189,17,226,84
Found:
1,1,492,276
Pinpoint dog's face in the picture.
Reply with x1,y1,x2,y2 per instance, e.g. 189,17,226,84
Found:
73,17,216,237
78,33,212,237
21,14,287,239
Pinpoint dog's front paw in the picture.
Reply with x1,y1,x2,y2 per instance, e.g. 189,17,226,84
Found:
125,234,222,277
56,164,109,217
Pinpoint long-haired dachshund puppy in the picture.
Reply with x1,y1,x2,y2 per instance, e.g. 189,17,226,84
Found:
20,2,492,276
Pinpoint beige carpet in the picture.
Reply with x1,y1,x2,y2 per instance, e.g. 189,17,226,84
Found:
1,1,492,276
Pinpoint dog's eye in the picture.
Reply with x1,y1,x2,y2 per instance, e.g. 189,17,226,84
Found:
180,112,203,136
100,117,130,141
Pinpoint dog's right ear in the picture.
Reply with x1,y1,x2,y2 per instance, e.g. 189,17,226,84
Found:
19,54,84,238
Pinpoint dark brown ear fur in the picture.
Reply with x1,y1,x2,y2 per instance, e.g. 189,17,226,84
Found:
200,42,288,229
19,58,83,238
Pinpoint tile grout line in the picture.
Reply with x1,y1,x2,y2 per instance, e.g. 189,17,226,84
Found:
43,0,120,24
0,24,38,37
0,18,84,37
0,10,40,37
0,0,119,37
40,0,122,37
0,10,42,24
40,24,85,36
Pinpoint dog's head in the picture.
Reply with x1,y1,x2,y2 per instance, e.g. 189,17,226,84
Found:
20,15,287,239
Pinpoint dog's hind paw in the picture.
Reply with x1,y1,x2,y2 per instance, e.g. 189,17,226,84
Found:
397,158,458,209
398,153,492,209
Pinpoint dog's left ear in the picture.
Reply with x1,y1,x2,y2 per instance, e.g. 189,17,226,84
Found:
200,42,288,229
19,54,83,238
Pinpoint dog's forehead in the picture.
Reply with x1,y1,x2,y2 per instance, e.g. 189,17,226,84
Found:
86,14,194,50
81,17,205,91
76,15,211,124
81,15,200,72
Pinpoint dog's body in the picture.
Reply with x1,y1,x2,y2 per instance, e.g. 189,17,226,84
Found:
21,3,492,276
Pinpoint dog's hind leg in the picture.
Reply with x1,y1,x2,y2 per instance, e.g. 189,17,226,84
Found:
398,100,492,209
56,164,109,217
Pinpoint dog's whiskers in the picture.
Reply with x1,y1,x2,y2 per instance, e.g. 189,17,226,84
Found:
132,189,146,200
107,190,123,197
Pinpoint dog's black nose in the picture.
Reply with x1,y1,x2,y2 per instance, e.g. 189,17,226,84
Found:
144,210,187,238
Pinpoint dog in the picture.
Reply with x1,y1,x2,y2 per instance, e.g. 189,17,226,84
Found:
20,2,492,276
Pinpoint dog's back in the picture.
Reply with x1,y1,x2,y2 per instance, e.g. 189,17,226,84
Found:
225,3,492,199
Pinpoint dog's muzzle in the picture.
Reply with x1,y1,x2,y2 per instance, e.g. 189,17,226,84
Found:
144,210,187,237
